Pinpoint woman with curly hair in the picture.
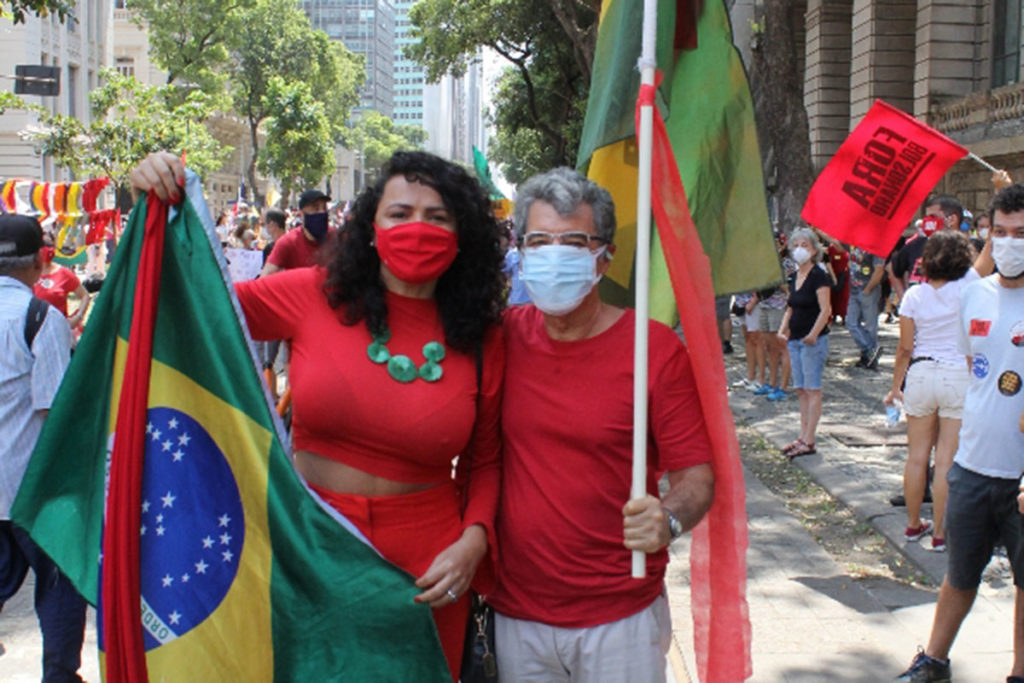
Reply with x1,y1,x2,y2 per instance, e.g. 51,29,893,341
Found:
131,150,505,680
884,230,992,552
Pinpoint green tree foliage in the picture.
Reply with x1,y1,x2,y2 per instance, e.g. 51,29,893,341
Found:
258,77,334,203
224,0,364,203
2,0,73,24
19,70,229,187
345,110,427,186
407,0,597,181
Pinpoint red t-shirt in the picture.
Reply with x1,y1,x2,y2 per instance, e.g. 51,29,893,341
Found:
266,227,335,270
33,266,80,316
234,267,503,542
489,305,711,627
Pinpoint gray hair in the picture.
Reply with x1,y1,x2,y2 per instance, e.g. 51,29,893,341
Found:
0,254,36,276
513,168,616,243
788,227,823,264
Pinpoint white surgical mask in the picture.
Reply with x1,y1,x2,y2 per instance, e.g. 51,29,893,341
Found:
978,228,990,240
992,236,1024,278
520,244,604,316
791,246,812,265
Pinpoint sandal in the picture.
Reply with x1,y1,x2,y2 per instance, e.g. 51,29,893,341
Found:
781,439,805,455
786,442,816,458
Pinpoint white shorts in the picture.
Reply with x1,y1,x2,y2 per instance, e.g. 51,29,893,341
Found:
744,303,760,332
494,593,672,683
903,360,968,419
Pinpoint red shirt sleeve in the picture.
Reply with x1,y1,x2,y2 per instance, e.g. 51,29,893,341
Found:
650,325,712,471
234,267,321,340
456,324,504,594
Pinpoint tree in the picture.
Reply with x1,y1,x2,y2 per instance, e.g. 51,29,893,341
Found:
224,0,364,204
407,0,597,179
2,0,73,24
258,77,334,204
746,0,815,231
345,110,427,187
20,70,229,188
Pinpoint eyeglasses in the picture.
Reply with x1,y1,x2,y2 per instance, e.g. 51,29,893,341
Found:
522,231,608,249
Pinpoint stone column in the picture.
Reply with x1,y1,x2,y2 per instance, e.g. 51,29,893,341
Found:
804,0,853,170
849,0,916,125
914,0,987,118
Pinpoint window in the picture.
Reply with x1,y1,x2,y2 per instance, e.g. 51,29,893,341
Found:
115,56,135,78
993,0,1023,87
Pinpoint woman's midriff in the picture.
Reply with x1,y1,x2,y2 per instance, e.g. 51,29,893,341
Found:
294,450,441,496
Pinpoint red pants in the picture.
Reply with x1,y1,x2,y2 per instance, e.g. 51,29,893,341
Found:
310,482,468,682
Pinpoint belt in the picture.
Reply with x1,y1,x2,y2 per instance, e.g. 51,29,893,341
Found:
908,356,935,367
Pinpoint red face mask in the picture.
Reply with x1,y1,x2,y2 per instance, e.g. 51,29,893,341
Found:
40,246,55,263
921,215,943,236
374,221,458,284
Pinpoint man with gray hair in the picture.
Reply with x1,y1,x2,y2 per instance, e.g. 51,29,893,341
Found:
489,167,715,681
0,214,86,681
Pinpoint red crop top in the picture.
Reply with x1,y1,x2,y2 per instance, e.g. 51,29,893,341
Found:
234,266,503,540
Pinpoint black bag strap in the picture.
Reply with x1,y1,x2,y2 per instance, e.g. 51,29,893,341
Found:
24,297,49,350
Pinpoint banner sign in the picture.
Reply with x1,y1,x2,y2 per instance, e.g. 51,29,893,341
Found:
801,100,967,257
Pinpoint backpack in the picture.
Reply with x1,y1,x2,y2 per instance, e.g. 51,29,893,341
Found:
24,297,49,350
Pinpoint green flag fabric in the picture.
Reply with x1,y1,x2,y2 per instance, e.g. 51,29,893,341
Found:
12,173,449,680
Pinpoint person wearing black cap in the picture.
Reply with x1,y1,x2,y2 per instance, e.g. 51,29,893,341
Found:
0,214,87,681
260,188,334,276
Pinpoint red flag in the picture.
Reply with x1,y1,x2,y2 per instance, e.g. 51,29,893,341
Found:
637,77,752,682
102,193,167,682
801,100,967,257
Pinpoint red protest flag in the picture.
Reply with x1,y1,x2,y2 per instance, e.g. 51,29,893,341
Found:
801,100,966,257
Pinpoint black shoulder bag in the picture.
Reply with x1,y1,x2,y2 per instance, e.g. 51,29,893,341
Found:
459,340,498,682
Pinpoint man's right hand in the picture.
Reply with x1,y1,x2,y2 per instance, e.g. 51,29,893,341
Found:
130,151,186,204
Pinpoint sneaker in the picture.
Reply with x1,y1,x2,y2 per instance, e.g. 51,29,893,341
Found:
930,538,946,552
897,649,950,682
905,520,933,542
753,384,775,396
730,378,752,389
722,341,734,355
866,345,884,370
767,388,788,401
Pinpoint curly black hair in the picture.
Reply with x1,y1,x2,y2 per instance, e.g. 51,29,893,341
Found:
323,150,505,353
921,230,972,282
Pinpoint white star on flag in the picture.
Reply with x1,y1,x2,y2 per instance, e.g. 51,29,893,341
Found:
222,550,234,563
156,514,163,523
162,574,173,587
220,533,231,546
181,573,190,583
140,525,147,536
151,429,161,441
202,536,214,549
162,440,173,452
172,450,184,462
168,417,178,430
218,514,231,528
146,422,154,434
156,526,165,536
161,491,176,508
169,610,181,625
178,433,191,447
142,500,150,513
195,559,208,574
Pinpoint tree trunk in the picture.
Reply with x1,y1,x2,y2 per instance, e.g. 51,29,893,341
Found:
747,0,814,233
247,118,266,207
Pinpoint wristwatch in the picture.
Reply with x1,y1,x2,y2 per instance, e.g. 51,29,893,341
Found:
665,508,684,540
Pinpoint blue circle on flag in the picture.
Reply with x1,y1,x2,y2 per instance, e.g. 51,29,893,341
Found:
972,354,989,379
134,406,245,650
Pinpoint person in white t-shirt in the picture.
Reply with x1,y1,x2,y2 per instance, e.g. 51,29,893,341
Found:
884,231,991,552
898,182,1024,683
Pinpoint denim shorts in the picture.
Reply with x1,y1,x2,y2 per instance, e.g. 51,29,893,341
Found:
945,462,1024,590
787,335,829,390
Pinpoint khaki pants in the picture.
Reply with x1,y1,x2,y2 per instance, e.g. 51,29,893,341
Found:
494,593,671,682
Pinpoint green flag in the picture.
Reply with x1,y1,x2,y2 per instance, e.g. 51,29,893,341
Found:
472,146,506,200
12,173,449,680
578,0,780,317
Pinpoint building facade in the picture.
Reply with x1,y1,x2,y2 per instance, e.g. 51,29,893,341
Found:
801,0,1024,217
302,0,395,117
392,0,424,127
0,0,114,181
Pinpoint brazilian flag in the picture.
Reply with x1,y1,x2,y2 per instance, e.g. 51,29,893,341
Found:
12,173,449,681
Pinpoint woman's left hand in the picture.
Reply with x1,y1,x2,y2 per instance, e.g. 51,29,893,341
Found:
414,525,487,609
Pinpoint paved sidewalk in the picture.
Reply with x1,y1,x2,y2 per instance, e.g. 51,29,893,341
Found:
665,315,1017,681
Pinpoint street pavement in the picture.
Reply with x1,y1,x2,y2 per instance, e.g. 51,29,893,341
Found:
0,314,1016,682
670,314,1017,682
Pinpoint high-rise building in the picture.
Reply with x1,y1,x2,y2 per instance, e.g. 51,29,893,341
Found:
392,0,424,127
301,0,395,117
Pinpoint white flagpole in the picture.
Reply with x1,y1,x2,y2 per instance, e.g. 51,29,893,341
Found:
631,0,658,579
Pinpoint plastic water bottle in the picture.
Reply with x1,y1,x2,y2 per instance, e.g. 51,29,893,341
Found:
885,399,902,428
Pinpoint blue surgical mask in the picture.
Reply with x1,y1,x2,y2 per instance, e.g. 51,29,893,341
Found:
520,244,605,316
303,211,329,243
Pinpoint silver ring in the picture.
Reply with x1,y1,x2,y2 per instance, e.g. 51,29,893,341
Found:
446,588,457,602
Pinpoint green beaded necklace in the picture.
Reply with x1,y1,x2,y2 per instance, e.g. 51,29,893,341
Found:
367,328,446,383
